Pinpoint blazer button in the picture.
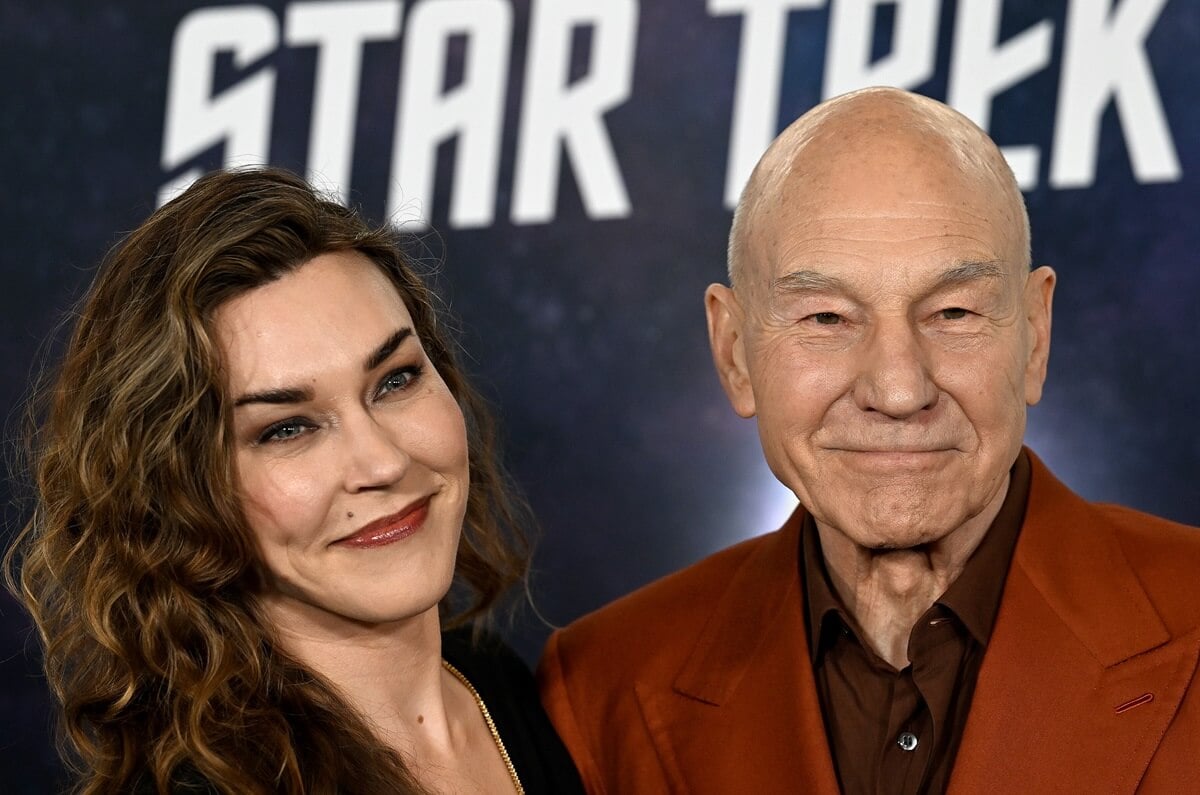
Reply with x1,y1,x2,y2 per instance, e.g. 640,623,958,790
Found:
896,732,919,752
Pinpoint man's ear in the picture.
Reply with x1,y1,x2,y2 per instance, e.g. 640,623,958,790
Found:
705,283,757,418
1023,265,1056,406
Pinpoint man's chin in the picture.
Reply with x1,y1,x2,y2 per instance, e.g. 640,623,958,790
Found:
860,536,943,553
847,525,956,552
813,498,968,551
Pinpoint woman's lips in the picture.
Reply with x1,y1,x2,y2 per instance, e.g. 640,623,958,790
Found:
334,499,430,548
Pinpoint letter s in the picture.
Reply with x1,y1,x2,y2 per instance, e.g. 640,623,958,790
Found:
158,5,278,206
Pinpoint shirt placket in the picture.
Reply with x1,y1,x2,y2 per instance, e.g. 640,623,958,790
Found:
879,666,932,795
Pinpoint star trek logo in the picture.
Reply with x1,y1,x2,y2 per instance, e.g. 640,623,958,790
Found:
158,0,1181,228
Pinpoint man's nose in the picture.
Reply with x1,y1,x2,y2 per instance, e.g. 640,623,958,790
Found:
851,320,939,419
341,412,410,492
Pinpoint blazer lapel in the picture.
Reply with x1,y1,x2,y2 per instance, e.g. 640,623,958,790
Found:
635,513,841,794
950,453,1200,793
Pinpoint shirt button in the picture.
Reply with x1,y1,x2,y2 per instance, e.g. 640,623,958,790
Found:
897,732,919,752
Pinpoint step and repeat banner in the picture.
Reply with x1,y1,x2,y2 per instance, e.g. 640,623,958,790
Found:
2,0,1196,788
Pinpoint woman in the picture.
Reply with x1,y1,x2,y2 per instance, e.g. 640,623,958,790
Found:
8,167,584,794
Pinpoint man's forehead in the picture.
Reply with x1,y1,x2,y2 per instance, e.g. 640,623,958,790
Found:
778,129,1005,212
753,194,1021,270
744,149,1023,283
733,88,1028,283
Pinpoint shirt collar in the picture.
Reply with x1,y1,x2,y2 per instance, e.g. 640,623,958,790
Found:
801,511,847,664
936,450,1031,646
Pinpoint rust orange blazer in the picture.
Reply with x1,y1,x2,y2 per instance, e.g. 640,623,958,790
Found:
538,452,1200,793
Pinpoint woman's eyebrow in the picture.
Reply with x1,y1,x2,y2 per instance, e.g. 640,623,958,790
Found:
364,327,413,372
233,327,416,407
233,387,313,408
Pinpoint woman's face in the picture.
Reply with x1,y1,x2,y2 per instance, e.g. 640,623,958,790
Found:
214,251,469,633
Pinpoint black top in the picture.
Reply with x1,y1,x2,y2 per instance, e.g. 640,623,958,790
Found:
132,629,583,794
442,627,586,795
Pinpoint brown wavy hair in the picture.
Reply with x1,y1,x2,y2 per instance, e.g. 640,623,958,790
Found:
6,167,530,794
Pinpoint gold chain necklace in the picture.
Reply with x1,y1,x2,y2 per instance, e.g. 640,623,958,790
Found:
441,659,525,795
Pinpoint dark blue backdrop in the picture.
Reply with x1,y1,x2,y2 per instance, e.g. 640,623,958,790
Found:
2,1,1197,790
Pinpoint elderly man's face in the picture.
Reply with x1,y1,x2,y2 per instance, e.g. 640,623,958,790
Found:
708,138,1054,549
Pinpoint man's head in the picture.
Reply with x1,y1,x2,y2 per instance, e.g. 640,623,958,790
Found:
706,87,1055,550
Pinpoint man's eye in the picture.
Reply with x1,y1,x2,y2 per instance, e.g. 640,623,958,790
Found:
940,307,969,320
258,419,311,445
376,365,423,398
811,312,842,325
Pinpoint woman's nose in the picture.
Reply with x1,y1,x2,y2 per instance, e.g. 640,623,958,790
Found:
341,413,411,492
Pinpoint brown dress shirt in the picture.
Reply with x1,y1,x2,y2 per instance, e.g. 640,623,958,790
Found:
802,452,1031,795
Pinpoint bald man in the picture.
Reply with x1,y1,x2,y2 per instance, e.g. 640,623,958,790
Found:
538,88,1200,794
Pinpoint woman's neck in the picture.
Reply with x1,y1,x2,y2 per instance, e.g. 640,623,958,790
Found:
261,597,520,793
265,599,460,754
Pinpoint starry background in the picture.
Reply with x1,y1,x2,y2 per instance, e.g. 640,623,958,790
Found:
1,1,1197,790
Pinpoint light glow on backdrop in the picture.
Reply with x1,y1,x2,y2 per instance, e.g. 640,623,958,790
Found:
745,465,801,547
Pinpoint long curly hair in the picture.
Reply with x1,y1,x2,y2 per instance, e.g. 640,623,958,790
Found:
6,167,530,794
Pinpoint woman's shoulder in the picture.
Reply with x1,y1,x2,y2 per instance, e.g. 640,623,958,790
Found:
440,625,546,734
441,625,585,795
441,626,532,685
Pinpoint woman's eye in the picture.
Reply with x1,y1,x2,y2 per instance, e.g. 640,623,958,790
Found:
376,365,423,398
258,419,312,445
940,307,969,320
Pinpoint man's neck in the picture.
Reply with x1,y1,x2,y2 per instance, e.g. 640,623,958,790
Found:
815,474,1010,669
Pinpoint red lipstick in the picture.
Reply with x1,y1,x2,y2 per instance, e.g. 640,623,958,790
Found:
335,499,429,548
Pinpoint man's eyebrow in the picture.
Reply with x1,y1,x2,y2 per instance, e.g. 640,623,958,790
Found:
233,387,313,408
770,261,1006,296
770,270,849,294
365,327,413,372
930,260,1006,289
